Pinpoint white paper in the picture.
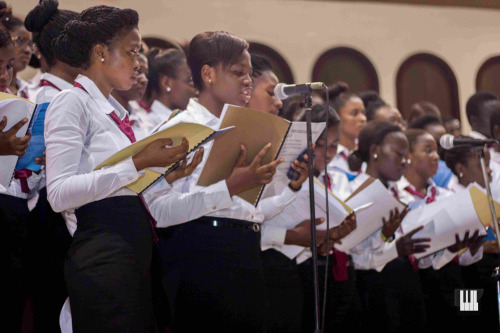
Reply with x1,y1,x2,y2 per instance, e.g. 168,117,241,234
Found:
400,188,486,259
335,179,406,252
260,121,326,200
0,98,35,189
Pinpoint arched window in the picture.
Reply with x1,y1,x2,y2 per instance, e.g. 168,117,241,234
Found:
142,37,180,51
396,53,459,120
476,56,500,97
311,47,379,93
248,42,294,84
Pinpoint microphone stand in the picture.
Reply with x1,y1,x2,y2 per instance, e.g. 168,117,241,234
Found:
304,94,322,333
476,147,500,325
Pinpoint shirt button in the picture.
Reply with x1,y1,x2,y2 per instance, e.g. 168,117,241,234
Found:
128,177,133,181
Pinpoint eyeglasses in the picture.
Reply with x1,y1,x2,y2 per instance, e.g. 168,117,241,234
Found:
11,36,36,50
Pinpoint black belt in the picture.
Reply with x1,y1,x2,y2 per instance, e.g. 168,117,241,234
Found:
193,216,261,232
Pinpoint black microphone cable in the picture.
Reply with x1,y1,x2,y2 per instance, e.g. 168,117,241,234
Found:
320,83,330,331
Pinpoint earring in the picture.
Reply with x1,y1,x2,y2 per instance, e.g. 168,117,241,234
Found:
373,153,378,160
166,87,171,93
407,159,411,165
101,58,105,63
208,79,212,84
459,172,463,178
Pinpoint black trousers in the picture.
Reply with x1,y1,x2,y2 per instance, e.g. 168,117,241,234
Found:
65,196,156,333
380,257,426,332
0,193,29,333
299,256,361,332
262,249,303,333
157,216,266,333
26,187,72,332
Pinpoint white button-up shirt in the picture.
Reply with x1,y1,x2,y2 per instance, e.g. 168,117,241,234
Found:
32,72,73,104
144,100,173,130
44,75,140,224
143,98,297,227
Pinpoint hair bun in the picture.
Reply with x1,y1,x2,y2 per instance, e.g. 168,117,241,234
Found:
328,81,349,101
359,90,383,107
24,0,59,33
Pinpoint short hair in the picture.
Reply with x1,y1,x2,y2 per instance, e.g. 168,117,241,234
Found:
250,53,273,79
466,91,498,125
24,0,78,67
53,5,138,69
144,48,186,100
0,2,23,32
408,114,441,130
348,120,402,171
187,31,249,91
489,103,500,139
405,128,429,152
444,138,476,177
358,90,388,121
442,116,457,125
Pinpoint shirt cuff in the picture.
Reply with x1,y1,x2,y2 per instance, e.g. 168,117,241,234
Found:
374,241,398,272
112,156,140,186
261,225,287,251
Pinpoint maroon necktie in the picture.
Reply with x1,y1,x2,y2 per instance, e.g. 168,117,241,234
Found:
325,174,350,281
14,169,32,194
137,100,152,113
404,185,436,204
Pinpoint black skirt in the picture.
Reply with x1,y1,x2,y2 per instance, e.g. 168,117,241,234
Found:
156,216,266,333
65,195,155,333
0,193,29,333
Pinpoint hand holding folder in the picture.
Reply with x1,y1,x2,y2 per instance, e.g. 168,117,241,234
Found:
0,116,30,156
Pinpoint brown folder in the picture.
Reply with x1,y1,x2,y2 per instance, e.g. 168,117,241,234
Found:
197,104,291,205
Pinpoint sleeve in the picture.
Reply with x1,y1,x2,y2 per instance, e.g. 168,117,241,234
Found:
45,93,140,212
260,225,287,251
143,178,234,227
350,239,398,271
427,249,458,270
458,247,483,266
259,185,297,220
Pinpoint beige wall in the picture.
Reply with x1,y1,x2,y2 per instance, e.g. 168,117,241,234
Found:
14,0,500,131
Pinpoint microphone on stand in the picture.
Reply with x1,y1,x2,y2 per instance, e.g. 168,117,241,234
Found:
274,82,325,100
439,134,498,150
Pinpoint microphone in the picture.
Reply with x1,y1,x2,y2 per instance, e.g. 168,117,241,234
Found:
439,134,498,150
274,82,325,100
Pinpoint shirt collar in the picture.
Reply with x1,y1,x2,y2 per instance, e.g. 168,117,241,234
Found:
185,98,220,127
41,72,73,91
151,100,173,116
16,78,29,96
397,176,436,194
74,74,128,120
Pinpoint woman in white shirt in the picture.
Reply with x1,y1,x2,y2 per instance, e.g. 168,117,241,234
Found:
400,129,484,331
327,82,367,181
45,6,189,332
346,121,431,331
23,1,83,330
144,31,299,332
140,48,196,131
0,3,33,98
0,24,36,333
444,140,499,330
